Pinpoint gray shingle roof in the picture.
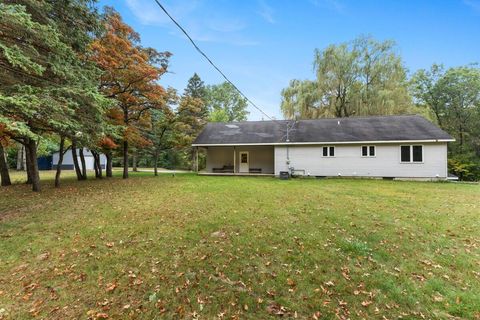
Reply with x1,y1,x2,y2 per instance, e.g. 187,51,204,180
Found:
192,115,453,145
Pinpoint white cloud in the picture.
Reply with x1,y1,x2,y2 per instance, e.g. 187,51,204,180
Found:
124,0,258,46
257,0,275,24
207,18,247,33
125,0,199,25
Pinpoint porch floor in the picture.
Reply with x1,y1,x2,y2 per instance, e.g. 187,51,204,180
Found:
198,172,275,177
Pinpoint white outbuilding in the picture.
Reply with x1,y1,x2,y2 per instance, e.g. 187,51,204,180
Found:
52,148,107,170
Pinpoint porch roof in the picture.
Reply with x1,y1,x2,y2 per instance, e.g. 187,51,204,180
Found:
193,115,454,146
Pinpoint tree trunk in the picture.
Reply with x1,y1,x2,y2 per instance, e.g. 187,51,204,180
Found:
92,151,99,178
24,141,33,184
0,144,12,186
79,148,87,180
25,138,40,192
54,137,65,188
16,143,25,171
106,152,113,177
154,149,159,176
91,151,102,179
96,153,103,178
71,141,83,181
123,139,128,179
132,152,137,172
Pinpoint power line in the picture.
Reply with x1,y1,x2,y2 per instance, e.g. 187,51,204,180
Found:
151,0,275,121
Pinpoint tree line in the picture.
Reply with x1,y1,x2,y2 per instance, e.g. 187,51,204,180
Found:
281,36,480,180
0,0,249,191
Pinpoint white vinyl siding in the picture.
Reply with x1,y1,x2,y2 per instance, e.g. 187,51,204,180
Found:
274,143,447,178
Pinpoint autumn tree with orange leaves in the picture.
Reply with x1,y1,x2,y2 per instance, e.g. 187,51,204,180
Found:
89,8,171,179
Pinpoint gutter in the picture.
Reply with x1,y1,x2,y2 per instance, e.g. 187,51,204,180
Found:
192,139,455,147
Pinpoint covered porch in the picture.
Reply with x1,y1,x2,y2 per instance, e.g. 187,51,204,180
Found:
195,145,275,176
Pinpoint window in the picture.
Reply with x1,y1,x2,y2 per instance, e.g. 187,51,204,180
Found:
412,146,423,162
401,146,410,162
322,146,335,157
401,145,423,163
362,145,375,157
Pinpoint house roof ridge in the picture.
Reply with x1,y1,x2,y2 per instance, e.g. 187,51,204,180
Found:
212,114,425,125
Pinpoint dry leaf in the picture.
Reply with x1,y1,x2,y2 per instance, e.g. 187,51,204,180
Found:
361,300,373,307
105,283,117,293
287,278,296,287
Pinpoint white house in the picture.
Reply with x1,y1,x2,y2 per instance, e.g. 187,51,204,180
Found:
52,148,107,170
192,115,455,180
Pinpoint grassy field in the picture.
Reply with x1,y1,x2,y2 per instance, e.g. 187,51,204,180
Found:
0,171,479,319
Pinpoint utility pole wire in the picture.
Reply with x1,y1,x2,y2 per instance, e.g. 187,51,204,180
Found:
152,0,275,121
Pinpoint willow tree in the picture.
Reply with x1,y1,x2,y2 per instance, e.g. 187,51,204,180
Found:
281,36,412,119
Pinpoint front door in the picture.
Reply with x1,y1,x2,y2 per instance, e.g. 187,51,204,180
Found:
239,151,249,173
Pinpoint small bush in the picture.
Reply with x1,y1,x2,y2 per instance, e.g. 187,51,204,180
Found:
448,156,480,181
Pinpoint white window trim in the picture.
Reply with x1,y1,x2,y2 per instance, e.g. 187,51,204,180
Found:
400,145,424,164
322,146,335,157
361,145,376,157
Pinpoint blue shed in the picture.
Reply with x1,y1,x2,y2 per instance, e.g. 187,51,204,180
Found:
37,156,53,170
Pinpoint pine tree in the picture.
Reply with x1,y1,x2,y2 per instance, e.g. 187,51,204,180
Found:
0,1,109,191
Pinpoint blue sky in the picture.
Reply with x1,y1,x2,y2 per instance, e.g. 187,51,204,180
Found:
97,0,480,120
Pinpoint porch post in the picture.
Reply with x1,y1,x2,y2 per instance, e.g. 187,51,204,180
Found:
195,147,199,172
233,146,236,174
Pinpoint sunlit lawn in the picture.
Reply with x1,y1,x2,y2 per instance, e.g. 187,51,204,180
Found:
0,171,479,319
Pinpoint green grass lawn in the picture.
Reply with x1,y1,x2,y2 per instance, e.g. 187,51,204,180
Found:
0,171,479,319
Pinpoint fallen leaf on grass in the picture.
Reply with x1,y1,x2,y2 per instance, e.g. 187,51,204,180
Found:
105,283,117,293
266,302,289,316
433,295,444,302
210,231,226,238
361,300,373,307
341,266,351,281
37,252,50,261
411,273,426,282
